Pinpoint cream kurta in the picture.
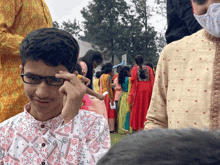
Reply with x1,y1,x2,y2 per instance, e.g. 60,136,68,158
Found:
144,29,220,130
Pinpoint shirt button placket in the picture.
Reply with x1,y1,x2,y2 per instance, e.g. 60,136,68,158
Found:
41,162,46,165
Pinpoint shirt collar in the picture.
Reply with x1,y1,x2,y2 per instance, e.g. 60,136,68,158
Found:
23,103,64,130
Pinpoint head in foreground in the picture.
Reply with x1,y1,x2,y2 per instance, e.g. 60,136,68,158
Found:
20,27,79,121
97,128,220,165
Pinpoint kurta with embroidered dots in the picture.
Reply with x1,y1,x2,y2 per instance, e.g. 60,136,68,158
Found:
0,103,111,164
0,0,53,123
145,29,220,131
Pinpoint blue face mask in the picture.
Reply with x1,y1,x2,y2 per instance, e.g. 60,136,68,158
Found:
194,3,220,38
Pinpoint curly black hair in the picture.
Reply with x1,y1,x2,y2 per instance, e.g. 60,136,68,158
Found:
118,66,130,85
20,28,79,73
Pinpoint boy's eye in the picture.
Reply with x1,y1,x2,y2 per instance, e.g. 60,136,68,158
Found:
27,76,39,81
47,77,64,85
48,77,62,82
192,0,206,5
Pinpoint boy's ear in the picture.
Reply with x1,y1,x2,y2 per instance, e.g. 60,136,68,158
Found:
19,65,23,73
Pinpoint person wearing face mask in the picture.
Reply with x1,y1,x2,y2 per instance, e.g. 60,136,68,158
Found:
144,0,220,131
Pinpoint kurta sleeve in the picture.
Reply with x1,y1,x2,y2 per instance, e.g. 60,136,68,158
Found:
144,48,169,129
0,0,24,55
80,115,111,164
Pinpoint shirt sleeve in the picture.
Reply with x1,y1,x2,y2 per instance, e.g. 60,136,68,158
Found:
0,0,24,55
144,47,169,129
80,115,111,164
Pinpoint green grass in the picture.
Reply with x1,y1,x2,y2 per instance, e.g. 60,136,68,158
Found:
110,133,128,147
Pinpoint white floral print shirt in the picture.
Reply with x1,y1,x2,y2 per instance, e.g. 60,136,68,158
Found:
0,104,111,165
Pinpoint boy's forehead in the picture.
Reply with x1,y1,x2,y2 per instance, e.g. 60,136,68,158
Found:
23,59,68,75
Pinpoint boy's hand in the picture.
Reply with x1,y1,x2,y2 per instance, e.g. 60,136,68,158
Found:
55,71,86,124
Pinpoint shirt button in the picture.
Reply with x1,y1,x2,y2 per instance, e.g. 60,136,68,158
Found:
41,124,45,128
41,162,45,165
42,143,46,147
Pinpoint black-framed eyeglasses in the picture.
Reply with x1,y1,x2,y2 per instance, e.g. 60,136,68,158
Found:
20,74,65,86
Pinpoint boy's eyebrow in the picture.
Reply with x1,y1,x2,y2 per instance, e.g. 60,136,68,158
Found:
24,72,58,78
24,72,36,76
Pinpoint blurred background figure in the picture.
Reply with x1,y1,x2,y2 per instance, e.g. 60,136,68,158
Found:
165,0,202,44
94,71,102,94
128,55,155,132
79,50,103,89
117,66,132,134
113,66,123,133
100,63,115,133
0,0,53,123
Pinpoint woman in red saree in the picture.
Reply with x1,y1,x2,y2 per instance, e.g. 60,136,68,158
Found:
128,55,155,132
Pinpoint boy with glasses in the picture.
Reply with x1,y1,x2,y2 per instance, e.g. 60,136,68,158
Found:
0,28,110,164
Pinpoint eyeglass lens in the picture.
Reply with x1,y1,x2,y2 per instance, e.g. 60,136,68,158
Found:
23,75,64,85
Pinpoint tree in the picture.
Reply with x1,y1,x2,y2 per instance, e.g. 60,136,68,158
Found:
62,20,82,38
53,21,60,29
80,0,159,66
155,33,166,54
53,20,82,38
80,0,130,63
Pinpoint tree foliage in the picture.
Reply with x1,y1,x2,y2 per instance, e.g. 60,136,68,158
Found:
53,20,82,38
79,0,159,66
80,0,130,63
53,0,162,66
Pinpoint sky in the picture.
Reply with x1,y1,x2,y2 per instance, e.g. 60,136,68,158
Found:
44,0,167,34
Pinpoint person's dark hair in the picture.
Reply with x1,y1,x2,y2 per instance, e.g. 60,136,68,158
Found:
79,50,103,65
20,28,79,73
95,71,102,79
97,128,220,165
79,50,103,89
116,65,123,73
101,63,113,74
75,63,82,75
135,55,146,79
118,66,130,85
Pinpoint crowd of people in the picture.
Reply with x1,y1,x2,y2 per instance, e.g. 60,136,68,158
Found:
1,0,220,164
93,55,155,134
